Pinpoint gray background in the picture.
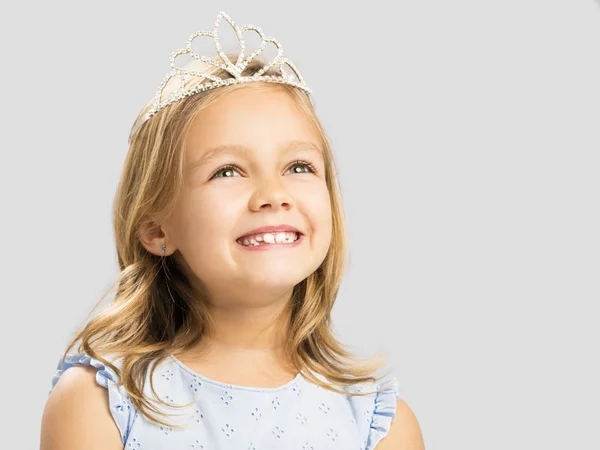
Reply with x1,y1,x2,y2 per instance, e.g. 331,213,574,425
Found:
1,0,598,448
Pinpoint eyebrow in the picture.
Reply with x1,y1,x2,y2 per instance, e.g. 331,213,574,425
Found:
190,140,323,170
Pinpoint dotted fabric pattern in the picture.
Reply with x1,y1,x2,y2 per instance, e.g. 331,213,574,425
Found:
50,353,399,449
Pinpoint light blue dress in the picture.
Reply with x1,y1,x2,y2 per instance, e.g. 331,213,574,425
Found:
49,352,399,449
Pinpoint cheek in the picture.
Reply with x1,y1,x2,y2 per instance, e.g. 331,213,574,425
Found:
299,184,332,234
305,189,333,266
190,188,242,233
175,191,241,258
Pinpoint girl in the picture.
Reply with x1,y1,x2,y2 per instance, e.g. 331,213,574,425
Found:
41,11,425,450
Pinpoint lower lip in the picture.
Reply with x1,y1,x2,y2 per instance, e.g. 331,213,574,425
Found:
235,234,305,251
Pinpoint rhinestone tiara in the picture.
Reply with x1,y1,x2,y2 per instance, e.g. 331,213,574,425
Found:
128,10,312,143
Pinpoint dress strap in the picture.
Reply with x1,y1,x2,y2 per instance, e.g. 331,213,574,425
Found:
366,376,400,449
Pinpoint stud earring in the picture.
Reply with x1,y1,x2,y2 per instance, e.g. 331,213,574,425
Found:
160,243,166,254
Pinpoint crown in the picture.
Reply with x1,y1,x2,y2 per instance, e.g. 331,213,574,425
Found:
128,10,312,143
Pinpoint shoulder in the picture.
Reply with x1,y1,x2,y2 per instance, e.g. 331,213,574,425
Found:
372,397,425,450
42,353,135,450
41,364,123,450
343,375,425,450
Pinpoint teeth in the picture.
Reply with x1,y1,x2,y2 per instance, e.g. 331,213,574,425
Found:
239,231,299,247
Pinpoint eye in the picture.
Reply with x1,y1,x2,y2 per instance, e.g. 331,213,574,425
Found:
210,165,241,179
286,160,318,175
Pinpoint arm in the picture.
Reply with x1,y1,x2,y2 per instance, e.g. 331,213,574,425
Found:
40,366,124,450
374,398,426,450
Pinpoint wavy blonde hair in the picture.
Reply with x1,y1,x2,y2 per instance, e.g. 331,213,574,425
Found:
61,53,392,429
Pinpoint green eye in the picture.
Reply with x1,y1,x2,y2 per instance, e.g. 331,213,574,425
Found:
211,165,240,179
287,160,317,174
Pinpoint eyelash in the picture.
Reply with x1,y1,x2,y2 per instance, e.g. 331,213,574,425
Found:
209,160,318,179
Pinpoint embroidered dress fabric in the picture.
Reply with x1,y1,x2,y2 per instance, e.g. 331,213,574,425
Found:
49,353,399,449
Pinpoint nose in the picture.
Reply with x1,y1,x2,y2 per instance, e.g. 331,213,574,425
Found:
248,177,294,212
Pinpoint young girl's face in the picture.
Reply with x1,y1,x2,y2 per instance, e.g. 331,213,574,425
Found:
164,87,332,306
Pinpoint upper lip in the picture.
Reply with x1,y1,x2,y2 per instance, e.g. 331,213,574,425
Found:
236,224,303,241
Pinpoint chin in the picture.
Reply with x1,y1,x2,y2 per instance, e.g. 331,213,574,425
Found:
247,272,307,289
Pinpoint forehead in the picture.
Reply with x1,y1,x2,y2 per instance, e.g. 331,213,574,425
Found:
184,86,321,161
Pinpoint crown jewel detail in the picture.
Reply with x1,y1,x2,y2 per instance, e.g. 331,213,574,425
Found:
129,11,312,143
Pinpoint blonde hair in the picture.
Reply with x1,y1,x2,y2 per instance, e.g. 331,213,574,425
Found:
61,53,391,429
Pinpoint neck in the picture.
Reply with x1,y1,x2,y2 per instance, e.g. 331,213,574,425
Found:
184,289,296,369
205,297,292,351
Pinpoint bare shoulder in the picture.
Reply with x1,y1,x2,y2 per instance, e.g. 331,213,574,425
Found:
40,365,123,450
374,398,426,450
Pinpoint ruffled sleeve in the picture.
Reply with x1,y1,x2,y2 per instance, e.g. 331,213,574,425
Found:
366,376,400,449
49,352,136,445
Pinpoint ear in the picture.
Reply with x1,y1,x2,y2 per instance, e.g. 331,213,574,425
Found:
138,220,173,256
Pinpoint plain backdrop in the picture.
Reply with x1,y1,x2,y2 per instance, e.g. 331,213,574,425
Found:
1,0,598,448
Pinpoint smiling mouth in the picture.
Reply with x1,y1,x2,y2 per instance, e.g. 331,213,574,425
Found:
236,231,302,247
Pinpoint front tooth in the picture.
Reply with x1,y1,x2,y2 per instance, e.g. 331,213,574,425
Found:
275,232,288,243
263,233,275,244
